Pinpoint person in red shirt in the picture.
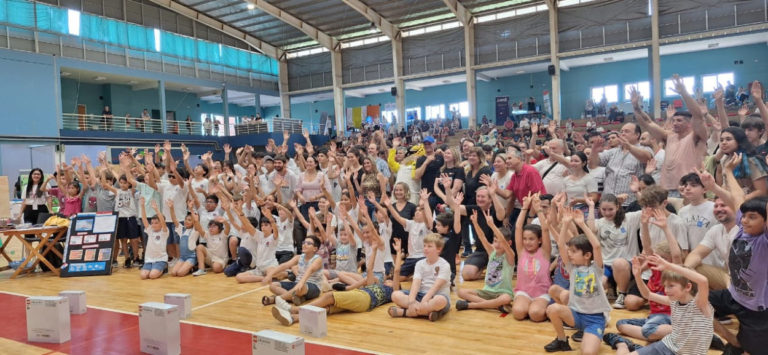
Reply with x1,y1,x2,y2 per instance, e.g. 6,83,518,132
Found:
495,148,547,234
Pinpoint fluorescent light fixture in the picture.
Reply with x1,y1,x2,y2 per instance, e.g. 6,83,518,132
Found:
94,76,107,81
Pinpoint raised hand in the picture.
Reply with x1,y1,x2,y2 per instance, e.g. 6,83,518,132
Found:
522,192,533,210
713,85,724,102
392,137,401,148
223,143,232,154
670,74,687,95
646,254,671,271
738,104,750,117
693,168,716,191
724,152,743,171
419,188,431,203
629,86,642,109
583,193,594,209
641,207,653,224
469,210,479,225
571,208,585,224
649,208,668,229
751,80,764,102
454,191,464,205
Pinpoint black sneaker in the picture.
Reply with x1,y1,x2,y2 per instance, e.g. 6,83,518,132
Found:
603,333,641,351
709,335,726,351
124,258,132,268
544,337,572,352
717,315,733,325
572,330,584,342
136,258,144,267
286,270,297,282
455,300,469,311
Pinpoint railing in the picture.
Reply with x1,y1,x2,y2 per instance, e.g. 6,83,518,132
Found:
61,113,206,136
234,118,309,135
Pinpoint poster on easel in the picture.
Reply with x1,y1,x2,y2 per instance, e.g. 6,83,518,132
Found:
60,212,118,277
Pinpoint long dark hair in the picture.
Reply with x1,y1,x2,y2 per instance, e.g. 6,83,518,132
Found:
600,194,625,228
25,168,44,198
721,127,767,179
573,151,589,173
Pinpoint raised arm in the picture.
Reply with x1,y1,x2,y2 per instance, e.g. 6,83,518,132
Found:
485,209,515,266
630,86,667,142
648,209,683,264
573,208,602,268
470,210,493,255
670,75,707,143
515,193,533,255
631,255,669,305
381,194,407,227
649,254,709,313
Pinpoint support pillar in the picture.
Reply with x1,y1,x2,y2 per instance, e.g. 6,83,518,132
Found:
650,0,662,119
254,92,261,117
464,23,477,129
278,60,291,118
222,86,229,136
547,0,561,123
158,80,167,133
392,38,406,130
331,50,345,137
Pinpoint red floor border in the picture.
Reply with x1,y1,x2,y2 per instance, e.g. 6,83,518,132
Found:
0,293,369,355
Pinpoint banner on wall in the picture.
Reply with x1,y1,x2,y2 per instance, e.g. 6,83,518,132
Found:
352,107,363,128
542,90,552,117
495,96,509,125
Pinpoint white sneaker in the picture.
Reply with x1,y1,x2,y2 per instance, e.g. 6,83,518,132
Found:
612,293,626,309
271,306,293,326
275,296,291,311
192,269,207,276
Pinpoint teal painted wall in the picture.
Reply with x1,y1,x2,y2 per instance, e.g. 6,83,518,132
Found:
284,43,768,127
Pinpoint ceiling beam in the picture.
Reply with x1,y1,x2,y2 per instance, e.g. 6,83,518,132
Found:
145,0,282,59
244,0,339,51
339,0,400,39
441,0,473,25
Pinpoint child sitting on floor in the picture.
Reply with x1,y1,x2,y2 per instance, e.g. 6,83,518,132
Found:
192,201,231,276
262,235,325,307
603,254,713,355
455,209,515,314
139,198,169,280
388,233,451,322
383,189,432,280
544,207,611,354
167,200,203,277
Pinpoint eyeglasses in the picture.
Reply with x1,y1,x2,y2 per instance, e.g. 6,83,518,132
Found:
302,241,315,246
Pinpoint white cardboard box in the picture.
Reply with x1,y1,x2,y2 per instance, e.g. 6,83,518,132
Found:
298,305,327,338
139,302,180,355
26,296,71,343
252,330,304,355
163,293,191,320
59,291,87,314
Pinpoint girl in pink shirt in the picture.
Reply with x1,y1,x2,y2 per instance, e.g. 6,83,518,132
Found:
54,182,84,217
512,193,553,322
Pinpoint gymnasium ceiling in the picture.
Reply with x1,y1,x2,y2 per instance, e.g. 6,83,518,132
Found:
174,0,539,53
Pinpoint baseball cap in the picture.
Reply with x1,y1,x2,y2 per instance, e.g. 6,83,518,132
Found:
423,136,435,144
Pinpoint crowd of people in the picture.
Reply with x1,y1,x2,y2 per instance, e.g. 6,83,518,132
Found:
19,75,768,355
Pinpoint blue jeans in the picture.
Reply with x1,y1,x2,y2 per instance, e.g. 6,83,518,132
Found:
616,313,672,339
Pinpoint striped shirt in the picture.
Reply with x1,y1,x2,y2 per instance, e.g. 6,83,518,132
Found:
598,145,652,205
661,300,713,355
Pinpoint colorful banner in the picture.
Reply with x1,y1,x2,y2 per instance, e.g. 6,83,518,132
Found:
352,107,363,128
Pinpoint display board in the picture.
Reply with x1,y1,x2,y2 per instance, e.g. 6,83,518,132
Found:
495,96,510,125
60,212,118,277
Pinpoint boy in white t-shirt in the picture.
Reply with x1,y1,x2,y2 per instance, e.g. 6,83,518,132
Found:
676,173,716,257
139,198,169,280
273,203,296,264
383,189,432,280
388,233,451,321
192,212,230,276
229,203,287,283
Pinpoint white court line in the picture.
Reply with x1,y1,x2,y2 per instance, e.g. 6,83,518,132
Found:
1,290,383,354
190,285,267,311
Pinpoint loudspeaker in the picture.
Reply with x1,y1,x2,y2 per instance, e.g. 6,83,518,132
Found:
548,65,556,75
391,87,397,96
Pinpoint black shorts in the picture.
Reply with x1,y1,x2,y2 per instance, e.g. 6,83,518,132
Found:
709,289,768,354
117,217,140,239
627,280,644,298
399,257,424,277
465,250,489,269
279,281,320,300
276,251,294,264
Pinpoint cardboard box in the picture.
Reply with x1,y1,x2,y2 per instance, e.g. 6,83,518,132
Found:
252,330,304,355
59,291,87,314
26,296,71,343
298,305,327,338
163,293,191,319
139,302,180,355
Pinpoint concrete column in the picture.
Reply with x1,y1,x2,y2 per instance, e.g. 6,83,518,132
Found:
331,50,345,137
158,80,167,134
254,92,261,117
278,60,290,118
392,38,406,130
464,23,477,129
650,0,662,119
547,1,561,123
222,87,229,136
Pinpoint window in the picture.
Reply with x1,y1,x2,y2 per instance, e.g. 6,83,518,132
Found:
624,81,650,101
591,85,619,103
449,102,469,117
702,72,734,92
67,9,80,36
425,104,445,120
664,76,695,96
153,28,161,52
381,110,398,125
